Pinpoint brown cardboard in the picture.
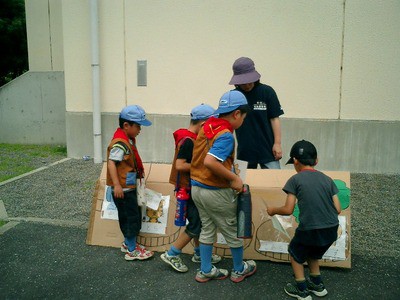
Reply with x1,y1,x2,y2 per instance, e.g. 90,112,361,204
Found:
86,163,351,268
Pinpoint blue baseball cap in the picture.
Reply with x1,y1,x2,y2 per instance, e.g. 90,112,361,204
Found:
214,90,248,115
119,105,152,126
190,104,216,120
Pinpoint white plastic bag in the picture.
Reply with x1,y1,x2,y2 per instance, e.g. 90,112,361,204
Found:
136,179,146,206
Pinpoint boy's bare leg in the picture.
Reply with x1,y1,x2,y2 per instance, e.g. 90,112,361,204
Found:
173,231,192,250
306,257,328,296
290,255,305,280
284,255,310,298
306,258,320,275
284,256,312,299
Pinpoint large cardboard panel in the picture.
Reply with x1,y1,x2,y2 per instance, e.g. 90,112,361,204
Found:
86,163,351,268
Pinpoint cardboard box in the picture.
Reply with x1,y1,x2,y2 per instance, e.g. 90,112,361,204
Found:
86,163,351,268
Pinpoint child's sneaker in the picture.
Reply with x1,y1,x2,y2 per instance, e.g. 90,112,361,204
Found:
195,265,229,283
121,242,153,255
124,245,154,261
160,251,188,273
136,243,153,256
192,253,222,264
120,242,128,253
307,278,328,296
230,260,257,283
284,283,312,300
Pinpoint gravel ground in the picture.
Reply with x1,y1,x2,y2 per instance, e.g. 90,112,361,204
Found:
0,159,102,222
1,158,399,260
350,173,400,259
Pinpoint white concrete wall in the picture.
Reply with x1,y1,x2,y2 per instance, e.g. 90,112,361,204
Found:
341,0,400,121
11,0,400,173
25,0,64,71
24,0,400,119
62,0,92,112
0,72,66,144
58,0,400,121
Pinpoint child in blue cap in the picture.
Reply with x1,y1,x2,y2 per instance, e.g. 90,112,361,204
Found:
106,105,153,261
161,103,222,272
190,90,257,283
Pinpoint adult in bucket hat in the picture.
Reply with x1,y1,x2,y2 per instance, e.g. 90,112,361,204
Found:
229,57,284,170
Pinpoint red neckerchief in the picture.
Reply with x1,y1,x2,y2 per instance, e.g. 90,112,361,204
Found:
113,128,144,177
172,128,197,146
203,117,233,139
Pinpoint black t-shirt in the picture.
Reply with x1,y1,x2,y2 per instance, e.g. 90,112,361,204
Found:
235,82,284,164
177,138,194,163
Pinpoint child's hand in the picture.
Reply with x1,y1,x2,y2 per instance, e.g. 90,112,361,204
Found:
260,208,271,221
230,176,243,194
266,206,275,216
113,185,124,199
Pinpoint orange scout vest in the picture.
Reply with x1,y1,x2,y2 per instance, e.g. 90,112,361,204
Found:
106,138,137,189
190,128,235,188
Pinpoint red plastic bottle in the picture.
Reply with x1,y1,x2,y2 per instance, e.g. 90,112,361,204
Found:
174,188,189,226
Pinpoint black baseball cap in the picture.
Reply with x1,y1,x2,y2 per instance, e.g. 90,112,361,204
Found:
286,140,317,165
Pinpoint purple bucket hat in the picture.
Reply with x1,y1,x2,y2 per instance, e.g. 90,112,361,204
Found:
229,57,261,85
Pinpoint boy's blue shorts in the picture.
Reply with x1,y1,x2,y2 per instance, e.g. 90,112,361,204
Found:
288,225,338,264
185,197,201,238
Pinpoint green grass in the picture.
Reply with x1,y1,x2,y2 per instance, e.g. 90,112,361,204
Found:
0,144,67,182
0,220,7,227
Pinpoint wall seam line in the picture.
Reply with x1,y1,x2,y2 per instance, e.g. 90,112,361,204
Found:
339,0,346,120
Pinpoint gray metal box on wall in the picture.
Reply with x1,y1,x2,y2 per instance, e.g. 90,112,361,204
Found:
137,60,147,86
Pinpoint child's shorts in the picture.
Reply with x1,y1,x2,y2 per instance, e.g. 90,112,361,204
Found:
288,225,338,264
185,197,201,238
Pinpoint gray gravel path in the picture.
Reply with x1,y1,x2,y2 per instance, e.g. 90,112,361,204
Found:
0,159,102,222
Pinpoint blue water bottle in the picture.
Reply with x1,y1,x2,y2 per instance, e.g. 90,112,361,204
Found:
237,184,252,239
174,188,189,226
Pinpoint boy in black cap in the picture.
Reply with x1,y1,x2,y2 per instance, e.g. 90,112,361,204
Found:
267,140,341,300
